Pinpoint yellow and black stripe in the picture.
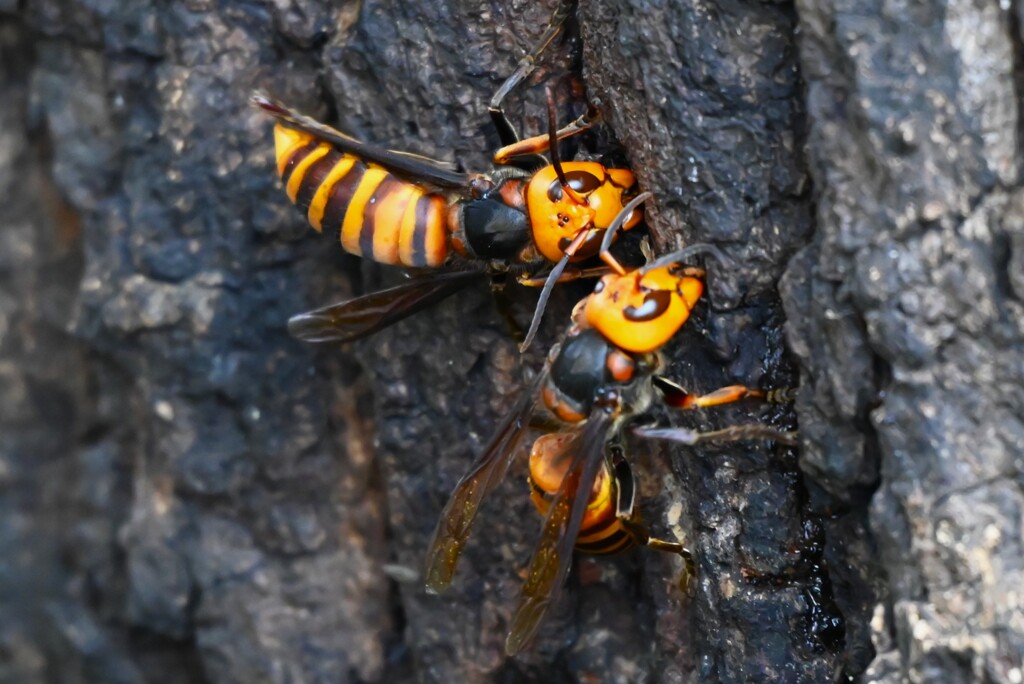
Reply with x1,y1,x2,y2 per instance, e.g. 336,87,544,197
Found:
528,468,636,555
572,509,635,555
274,125,449,267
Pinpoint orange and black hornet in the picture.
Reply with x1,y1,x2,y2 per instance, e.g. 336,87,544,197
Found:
253,3,641,346
423,193,799,654
262,99,638,270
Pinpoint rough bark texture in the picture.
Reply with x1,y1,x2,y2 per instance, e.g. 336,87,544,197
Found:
786,1,1024,682
1,1,1020,683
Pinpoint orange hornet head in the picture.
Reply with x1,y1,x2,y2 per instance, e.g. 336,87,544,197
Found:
584,265,703,354
525,162,642,263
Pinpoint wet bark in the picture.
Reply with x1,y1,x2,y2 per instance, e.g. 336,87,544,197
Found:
1,0,1021,683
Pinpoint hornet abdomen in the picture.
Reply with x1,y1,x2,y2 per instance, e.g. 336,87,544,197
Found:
274,125,449,267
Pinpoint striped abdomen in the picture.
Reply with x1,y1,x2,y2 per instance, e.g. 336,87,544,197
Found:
527,433,635,555
528,470,635,555
273,125,449,267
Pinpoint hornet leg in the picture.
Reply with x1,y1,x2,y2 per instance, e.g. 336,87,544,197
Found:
653,377,798,410
489,0,577,147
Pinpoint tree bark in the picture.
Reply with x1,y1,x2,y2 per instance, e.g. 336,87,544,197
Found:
785,1,1024,681
1,0,1020,683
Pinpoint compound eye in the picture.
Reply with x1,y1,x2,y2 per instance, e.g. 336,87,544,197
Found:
546,170,603,203
622,290,673,322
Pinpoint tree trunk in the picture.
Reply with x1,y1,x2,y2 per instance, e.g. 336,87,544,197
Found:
1,0,1020,683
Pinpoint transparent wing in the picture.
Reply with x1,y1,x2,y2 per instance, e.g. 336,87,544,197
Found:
252,92,470,189
504,411,611,655
287,271,485,343
423,363,552,593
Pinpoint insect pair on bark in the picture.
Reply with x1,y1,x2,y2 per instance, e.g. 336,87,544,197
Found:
255,0,797,654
